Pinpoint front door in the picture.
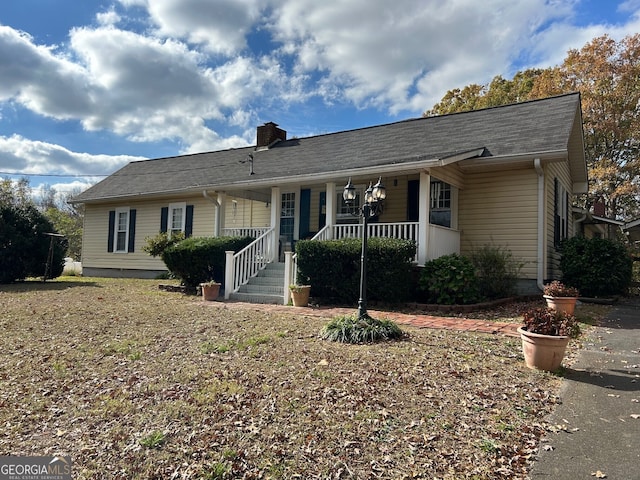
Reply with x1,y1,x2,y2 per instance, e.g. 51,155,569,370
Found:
280,192,295,245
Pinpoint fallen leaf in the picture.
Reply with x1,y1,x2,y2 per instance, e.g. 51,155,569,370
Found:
591,470,607,478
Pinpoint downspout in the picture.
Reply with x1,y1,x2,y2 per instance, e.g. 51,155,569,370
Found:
534,159,545,291
203,190,221,236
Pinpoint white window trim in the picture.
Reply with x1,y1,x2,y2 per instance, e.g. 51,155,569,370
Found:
114,207,130,253
168,202,186,236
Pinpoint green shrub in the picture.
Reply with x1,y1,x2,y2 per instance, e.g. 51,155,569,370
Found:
295,237,416,304
469,244,524,299
418,254,481,305
161,236,254,288
319,314,404,343
0,204,67,283
560,236,633,297
143,231,185,258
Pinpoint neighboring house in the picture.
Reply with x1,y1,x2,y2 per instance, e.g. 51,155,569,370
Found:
71,93,588,301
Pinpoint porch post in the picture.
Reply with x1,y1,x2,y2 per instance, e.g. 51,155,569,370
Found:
271,186,281,259
417,171,430,264
326,182,336,239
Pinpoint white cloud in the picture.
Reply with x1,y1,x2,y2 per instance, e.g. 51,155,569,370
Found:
96,9,121,26
2,0,640,193
267,0,584,112
139,0,267,55
0,134,145,175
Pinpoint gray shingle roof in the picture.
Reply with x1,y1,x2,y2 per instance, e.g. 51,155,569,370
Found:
73,93,584,203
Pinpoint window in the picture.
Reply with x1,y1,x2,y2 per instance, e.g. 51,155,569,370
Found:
108,207,136,253
168,202,186,236
115,209,129,252
160,203,193,237
554,178,569,247
430,180,451,228
280,193,295,241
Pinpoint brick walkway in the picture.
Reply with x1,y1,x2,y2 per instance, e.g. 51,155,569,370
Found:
207,301,521,338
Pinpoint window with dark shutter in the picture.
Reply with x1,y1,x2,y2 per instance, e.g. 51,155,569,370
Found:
128,209,137,252
185,205,194,237
160,207,168,233
107,210,116,252
554,178,569,248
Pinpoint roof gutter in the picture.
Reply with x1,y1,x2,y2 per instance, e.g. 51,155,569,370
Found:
534,158,545,292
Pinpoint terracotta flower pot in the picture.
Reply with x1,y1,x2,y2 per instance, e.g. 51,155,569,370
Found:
517,326,570,372
543,295,578,315
290,285,311,307
201,283,221,301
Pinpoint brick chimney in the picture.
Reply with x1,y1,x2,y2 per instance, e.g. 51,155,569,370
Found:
256,122,286,148
593,197,606,216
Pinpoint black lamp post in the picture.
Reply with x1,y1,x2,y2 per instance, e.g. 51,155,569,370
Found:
343,177,386,319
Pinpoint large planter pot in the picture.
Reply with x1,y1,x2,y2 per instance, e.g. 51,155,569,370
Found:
543,295,578,315
290,285,311,307
201,283,221,301
517,327,570,372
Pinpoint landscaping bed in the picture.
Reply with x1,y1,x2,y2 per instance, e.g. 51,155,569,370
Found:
0,277,591,479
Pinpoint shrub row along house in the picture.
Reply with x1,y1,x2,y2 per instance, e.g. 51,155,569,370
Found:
71,93,589,303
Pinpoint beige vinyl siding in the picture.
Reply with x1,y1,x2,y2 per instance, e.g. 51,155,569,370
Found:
82,196,217,271
545,161,573,279
459,168,538,279
430,164,464,189
379,175,415,223
224,197,270,230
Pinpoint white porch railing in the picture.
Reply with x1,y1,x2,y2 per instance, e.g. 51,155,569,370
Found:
224,222,459,304
427,224,460,259
224,227,276,298
222,227,270,237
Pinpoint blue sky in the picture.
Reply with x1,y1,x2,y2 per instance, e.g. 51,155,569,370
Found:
1,0,639,201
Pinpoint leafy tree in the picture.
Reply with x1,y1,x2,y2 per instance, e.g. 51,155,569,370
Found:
44,207,83,260
0,177,33,208
1,178,85,260
0,203,67,283
425,34,640,220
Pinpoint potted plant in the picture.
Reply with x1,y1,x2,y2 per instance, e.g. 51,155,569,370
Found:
517,307,580,371
543,280,580,315
200,279,221,301
289,284,311,307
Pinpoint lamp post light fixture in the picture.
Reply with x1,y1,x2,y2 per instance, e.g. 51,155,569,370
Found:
342,177,386,319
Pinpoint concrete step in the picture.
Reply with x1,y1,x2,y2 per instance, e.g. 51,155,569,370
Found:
229,262,286,304
250,276,283,286
228,292,284,304
238,283,284,295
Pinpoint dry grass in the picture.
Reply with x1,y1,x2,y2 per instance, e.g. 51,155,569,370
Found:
0,277,602,479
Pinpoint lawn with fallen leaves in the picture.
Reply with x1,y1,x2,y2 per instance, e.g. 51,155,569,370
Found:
0,277,602,479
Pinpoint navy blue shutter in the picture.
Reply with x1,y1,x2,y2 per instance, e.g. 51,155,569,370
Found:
564,191,569,240
160,207,168,233
185,205,194,237
107,210,115,252
128,209,136,252
553,178,560,247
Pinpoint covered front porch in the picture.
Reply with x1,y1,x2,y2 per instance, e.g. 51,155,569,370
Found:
216,170,462,304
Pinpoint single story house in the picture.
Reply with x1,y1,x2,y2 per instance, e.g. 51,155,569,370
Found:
71,93,588,303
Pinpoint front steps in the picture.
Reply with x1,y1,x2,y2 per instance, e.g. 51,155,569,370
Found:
228,262,285,304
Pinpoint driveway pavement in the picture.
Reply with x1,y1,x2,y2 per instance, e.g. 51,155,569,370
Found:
528,298,640,479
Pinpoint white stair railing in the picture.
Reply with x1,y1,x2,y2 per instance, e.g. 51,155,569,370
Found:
225,227,275,299
222,227,270,238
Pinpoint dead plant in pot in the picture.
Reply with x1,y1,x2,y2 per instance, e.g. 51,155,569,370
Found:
517,307,580,372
